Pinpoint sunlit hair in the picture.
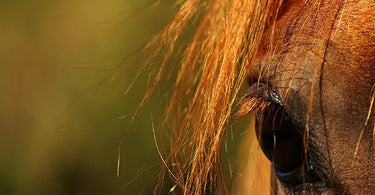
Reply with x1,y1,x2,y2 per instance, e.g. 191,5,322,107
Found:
132,1,286,194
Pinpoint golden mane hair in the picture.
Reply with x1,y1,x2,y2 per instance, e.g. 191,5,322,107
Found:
137,1,286,194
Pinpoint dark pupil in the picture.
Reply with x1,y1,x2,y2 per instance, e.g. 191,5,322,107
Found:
255,103,303,172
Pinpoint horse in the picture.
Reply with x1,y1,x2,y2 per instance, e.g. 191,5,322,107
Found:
135,0,375,194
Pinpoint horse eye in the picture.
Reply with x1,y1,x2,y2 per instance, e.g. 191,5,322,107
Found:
254,89,316,185
256,104,303,172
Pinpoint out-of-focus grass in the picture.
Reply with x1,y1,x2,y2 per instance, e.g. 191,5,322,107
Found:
0,0,178,194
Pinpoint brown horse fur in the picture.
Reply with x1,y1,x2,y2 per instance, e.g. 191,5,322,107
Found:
125,0,375,194
254,0,375,194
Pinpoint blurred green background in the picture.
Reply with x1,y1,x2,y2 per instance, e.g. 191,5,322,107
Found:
0,1,248,194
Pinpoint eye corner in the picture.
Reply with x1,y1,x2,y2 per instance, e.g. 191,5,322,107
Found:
273,156,324,187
